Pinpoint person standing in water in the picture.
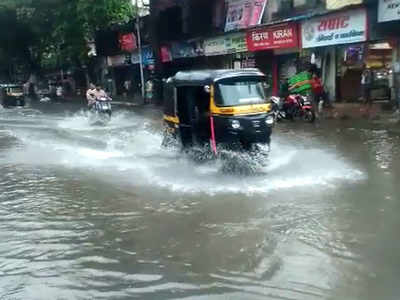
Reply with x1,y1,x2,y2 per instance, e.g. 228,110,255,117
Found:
361,64,373,113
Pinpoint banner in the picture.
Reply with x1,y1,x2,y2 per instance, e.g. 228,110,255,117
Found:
225,0,267,32
131,46,154,65
118,33,137,53
204,33,247,56
301,8,367,49
247,23,299,51
378,0,400,22
160,45,172,63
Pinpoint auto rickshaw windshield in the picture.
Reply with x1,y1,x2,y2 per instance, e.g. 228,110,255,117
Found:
215,76,268,107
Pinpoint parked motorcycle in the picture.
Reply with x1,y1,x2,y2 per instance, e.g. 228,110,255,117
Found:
270,96,284,122
89,97,112,125
270,94,315,123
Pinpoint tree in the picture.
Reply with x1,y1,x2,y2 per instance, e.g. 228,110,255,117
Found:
0,0,136,81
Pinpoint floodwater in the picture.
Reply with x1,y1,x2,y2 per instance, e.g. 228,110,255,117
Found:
0,103,399,300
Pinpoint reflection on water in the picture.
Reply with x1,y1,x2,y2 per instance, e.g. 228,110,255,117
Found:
0,106,399,300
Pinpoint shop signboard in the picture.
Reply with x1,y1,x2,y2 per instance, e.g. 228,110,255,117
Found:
131,46,154,65
142,46,155,65
118,33,137,52
225,0,267,32
247,23,299,51
160,45,172,63
378,0,400,22
225,33,247,53
301,8,367,48
204,37,226,56
204,33,247,56
107,54,128,67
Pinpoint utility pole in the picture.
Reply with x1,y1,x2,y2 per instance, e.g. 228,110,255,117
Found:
135,0,145,100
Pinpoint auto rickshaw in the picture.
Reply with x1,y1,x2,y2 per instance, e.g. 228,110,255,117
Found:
162,69,274,155
0,84,25,107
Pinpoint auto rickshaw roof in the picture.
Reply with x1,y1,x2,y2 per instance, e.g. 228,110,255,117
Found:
170,69,265,86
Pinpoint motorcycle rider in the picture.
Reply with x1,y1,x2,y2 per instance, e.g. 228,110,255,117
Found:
86,84,111,109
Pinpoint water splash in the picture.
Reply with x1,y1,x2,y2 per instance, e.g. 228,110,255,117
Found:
2,109,365,195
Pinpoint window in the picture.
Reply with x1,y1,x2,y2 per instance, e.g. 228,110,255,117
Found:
215,77,268,107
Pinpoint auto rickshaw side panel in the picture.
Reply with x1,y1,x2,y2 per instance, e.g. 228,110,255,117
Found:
163,81,180,142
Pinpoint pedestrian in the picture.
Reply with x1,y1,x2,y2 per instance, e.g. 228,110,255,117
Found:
56,83,63,98
123,80,131,98
145,78,153,104
310,73,324,117
105,77,114,96
361,64,373,113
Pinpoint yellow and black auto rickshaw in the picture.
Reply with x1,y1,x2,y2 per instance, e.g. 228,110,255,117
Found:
162,69,274,155
0,84,25,107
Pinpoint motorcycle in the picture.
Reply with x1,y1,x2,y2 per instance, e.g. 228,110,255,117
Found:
270,96,284,122
270,94,315,123
89,97,112,125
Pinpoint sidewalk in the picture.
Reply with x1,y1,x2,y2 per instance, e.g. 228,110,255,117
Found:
322,102,399,123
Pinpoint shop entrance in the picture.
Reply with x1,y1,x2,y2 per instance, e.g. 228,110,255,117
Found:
337,42,393,102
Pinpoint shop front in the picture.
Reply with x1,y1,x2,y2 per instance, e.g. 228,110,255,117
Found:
301,8,370,102
378,0,400,106
106,54,134,96
246,22,300,96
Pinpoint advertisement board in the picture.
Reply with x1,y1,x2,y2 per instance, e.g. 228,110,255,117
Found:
107,55,128,67
160,45,172,63
204,37,226,56
118,33,137,53
378,0,400,22
131,46,154,65
225,0,267,32
247,23,299,51
301,8,367,48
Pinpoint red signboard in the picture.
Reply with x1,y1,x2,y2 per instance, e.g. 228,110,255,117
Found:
246,23,299,51
160,45,172,63
119,33,137,53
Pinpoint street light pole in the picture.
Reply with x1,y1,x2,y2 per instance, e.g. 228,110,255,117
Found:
135,0,145,100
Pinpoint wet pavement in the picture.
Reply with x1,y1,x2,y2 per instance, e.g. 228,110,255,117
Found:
0,102,400,300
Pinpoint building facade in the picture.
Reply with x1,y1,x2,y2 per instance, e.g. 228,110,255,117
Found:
99,0,396,104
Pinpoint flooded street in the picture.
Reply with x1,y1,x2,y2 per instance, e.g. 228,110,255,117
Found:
1,103,400,300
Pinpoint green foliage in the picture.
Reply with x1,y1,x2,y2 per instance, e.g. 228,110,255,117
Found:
0,0,136,78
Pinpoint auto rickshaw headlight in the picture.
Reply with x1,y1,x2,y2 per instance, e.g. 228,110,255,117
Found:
265,115,275,126
231,120,241,129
